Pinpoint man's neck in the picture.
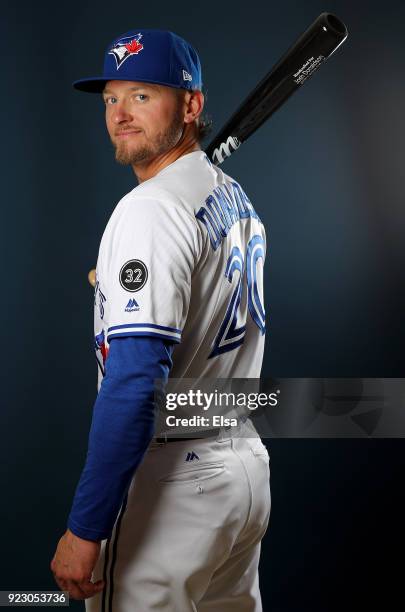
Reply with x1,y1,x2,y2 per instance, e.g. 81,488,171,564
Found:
132,138,201,184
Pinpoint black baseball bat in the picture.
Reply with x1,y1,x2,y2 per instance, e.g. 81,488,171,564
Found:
205,12,348,165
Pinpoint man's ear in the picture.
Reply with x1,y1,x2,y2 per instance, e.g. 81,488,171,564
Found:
184,90,204,124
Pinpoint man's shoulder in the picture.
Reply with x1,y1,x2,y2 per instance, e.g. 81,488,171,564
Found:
126,181,181,207
121,174,201,229
109,182,200,246
130,151,218,209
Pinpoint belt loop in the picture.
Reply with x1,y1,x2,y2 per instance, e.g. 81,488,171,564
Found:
155,432,168,444
217,425,232,442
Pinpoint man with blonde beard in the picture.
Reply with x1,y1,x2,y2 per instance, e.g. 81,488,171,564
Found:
51,28,270,612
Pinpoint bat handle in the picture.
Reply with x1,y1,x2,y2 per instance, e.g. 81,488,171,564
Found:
88,268,96,287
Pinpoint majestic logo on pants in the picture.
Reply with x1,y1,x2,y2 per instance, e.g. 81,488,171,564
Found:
185,451,200,462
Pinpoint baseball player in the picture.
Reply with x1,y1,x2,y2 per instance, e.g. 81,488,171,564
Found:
50,29,271,611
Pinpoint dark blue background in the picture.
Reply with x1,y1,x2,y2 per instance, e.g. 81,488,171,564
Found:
1,0,404,609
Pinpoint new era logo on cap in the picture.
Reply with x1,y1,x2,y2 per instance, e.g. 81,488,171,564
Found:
182,69,192,81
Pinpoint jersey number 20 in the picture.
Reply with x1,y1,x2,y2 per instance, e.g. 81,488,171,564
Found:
209,235,265,358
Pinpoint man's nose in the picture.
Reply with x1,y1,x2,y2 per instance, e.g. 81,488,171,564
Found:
111,101,133,124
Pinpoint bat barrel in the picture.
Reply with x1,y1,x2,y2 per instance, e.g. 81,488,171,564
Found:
206,13,348,165
324,14,347,36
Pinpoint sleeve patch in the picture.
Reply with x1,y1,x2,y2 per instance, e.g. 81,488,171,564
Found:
119,259,148,292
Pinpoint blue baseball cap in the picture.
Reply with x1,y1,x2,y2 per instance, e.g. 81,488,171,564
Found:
73,29,202,93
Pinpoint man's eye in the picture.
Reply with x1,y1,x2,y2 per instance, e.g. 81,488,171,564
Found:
135,94,148,102
104,97,117,105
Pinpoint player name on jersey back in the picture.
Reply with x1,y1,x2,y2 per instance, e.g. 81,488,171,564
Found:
195,179,262,251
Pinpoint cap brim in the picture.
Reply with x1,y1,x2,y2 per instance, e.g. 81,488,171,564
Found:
72,77,110,93
72,75,199,93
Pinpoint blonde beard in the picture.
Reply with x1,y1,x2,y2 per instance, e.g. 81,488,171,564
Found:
113,109,184,166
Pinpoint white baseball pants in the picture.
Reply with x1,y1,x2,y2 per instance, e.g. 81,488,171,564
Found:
86,425,271,611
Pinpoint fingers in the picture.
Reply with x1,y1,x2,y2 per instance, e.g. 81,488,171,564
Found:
63,579,87,600
50,560,67,594
53,577,104,600
51,566,105,600
53,575,68,594
75,579,105,599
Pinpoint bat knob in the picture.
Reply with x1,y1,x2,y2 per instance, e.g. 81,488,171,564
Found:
88,268,96,287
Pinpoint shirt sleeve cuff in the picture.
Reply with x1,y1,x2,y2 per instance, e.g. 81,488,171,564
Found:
67,518,110,542
107,323,182,343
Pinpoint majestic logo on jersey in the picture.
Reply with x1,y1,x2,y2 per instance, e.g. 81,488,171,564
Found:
185,451,200,462
125,298,140,312
108,34,144,69
119,259,148,292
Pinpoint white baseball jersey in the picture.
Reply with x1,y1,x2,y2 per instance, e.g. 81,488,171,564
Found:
93,150,266,391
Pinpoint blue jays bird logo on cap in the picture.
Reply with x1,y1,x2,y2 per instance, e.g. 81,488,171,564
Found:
109,33,144,69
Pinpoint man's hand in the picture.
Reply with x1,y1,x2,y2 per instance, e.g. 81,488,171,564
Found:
50,529,105,600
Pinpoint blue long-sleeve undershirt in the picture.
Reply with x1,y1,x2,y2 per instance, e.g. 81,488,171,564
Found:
67,335,174,541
